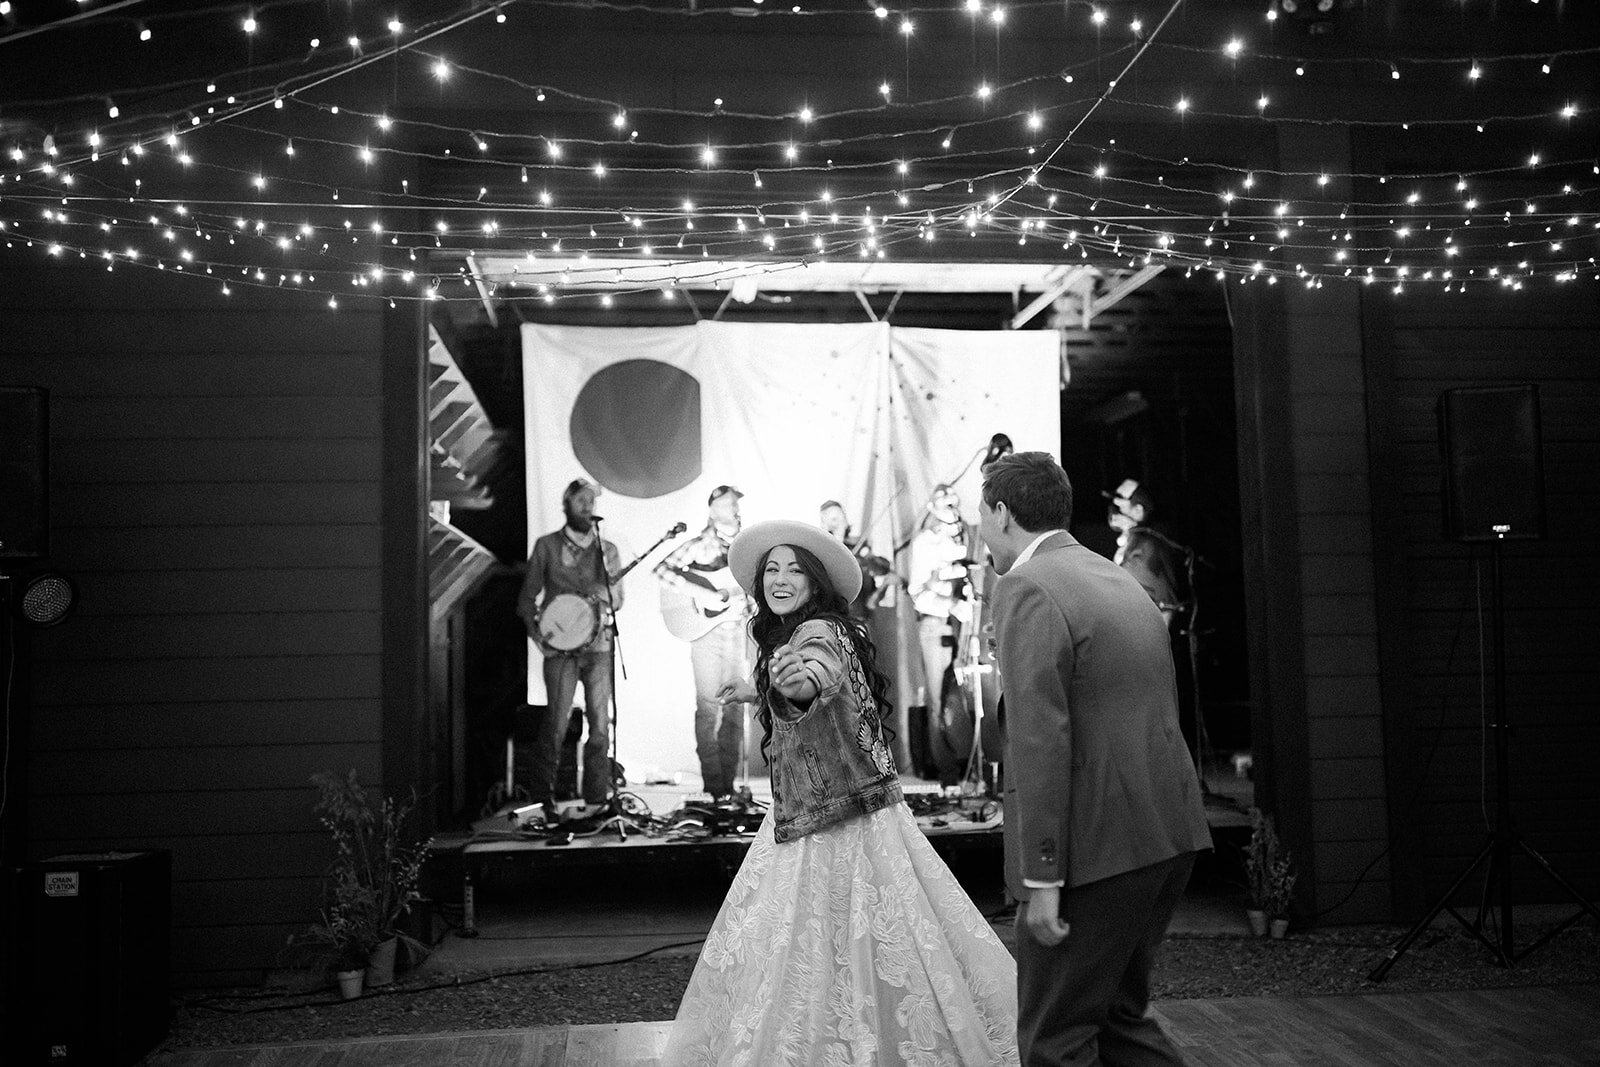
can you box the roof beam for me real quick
[854,289,880,322]
[463,255,500,328]
[1010,266,1094,330]
[1083,265,1165,327]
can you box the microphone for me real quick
[590,514,605,522]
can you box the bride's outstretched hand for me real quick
[770,644,815,701]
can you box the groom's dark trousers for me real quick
[1016,852,1196,1066]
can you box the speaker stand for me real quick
[1369,538,1600,981]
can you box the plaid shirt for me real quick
[654,522,751,614]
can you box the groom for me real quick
[979,452,1211,1066]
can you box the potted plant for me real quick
[297,769,431,991]
[1244,808,1296,937]
[289,876,379,999]
[1265,854,1297,939]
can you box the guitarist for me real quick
[516,478,625,814]
[654,485,754,801]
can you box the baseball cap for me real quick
[707,484,744,506]
[563,478,600,505]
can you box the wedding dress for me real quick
[662,802,1020,1066]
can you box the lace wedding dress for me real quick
[662,802,1020,1066]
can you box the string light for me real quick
[0,1,1591,305]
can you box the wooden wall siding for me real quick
[0,262,390,984]
[1363,288,1600,914]
[1275,278,1392,924]
[1232,124,1394,924]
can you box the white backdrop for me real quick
[523,321,1060,783]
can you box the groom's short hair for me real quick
[982,452,1073,532]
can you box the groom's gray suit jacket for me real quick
[992,531,1211,899]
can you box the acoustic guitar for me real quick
[659,566,748,642]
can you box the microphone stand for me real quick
[1180,544,1215,799]
[590,521,687,835]
[592,517,629,839]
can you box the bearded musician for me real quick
[516,478,625,813]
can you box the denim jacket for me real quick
[766,618,903,843]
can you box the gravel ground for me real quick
[156,920,1600,1053]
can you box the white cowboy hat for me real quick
[728,520,863,604]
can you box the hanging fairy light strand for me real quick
[2,0,1595,307]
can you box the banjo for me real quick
[536,522,687,656]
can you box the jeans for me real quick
[533,649,613,805]
[918,613,953,708]
[690,620,753,796]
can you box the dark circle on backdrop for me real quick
[570,360,702,498]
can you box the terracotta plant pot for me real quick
[335,968,364,1000]
[366,936,398,988]
[1246,909,1269,937]
[1269,917,1290,940]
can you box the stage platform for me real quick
[424,768,1252,936]
[425,776,1005,933]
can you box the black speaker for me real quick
[1438,385,1545,542]
[0,387,49,560]
[3,851,172,1065]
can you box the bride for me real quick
[661,519,1019,1066]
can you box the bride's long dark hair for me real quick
[748,543,893,765]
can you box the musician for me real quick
[1107,479,1186,626]
[655,485,754,801]
[819,500,893,623]
[907,483,973,722]
[516,478,624,812]
[1108,478,1203,759]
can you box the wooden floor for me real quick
[152,984,1600,1066]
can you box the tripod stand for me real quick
[1369,537,1600,981]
